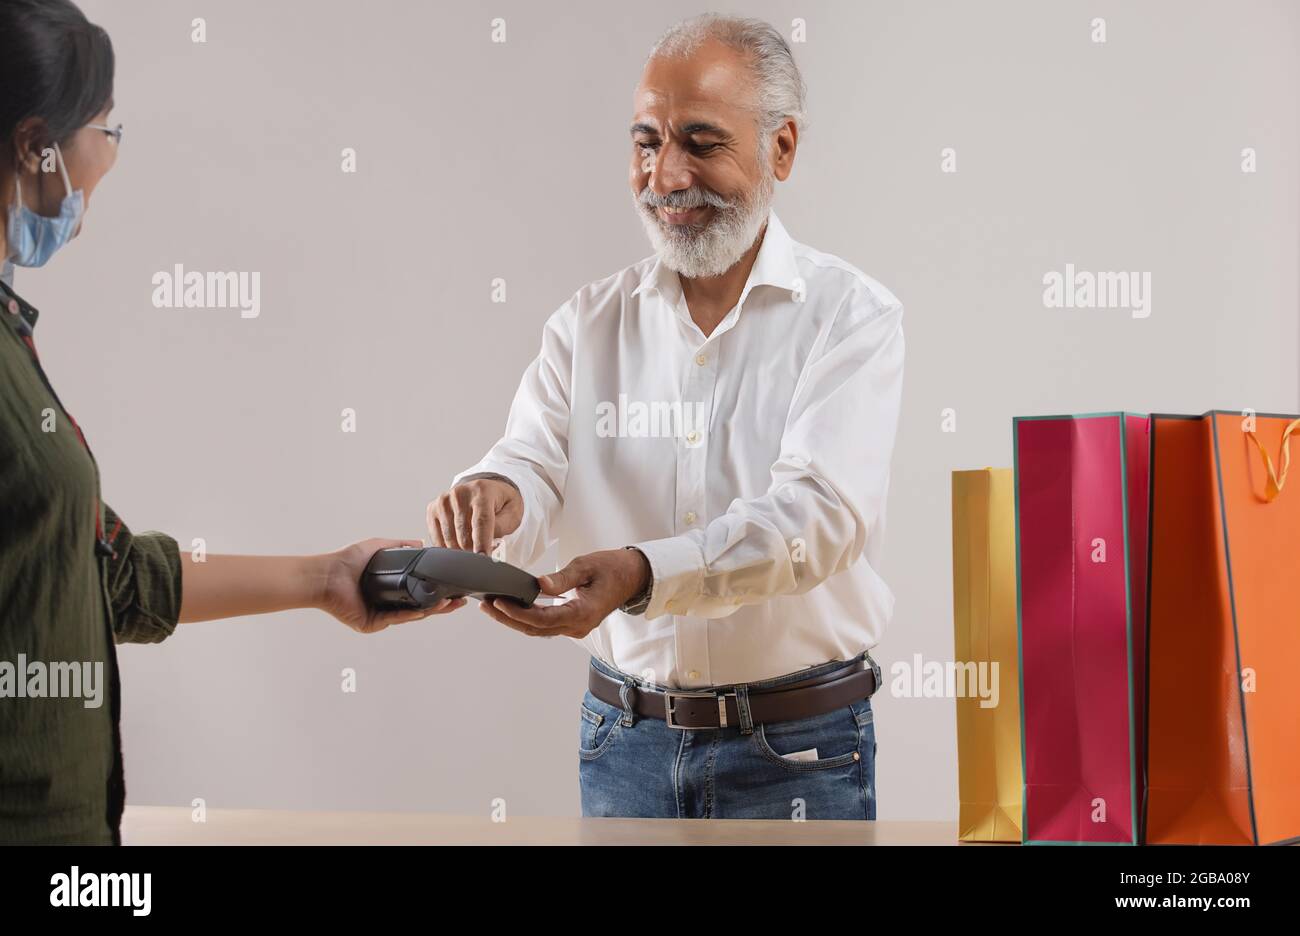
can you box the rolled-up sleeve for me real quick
[102,502,183,644]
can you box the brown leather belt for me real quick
[588,658,876,730]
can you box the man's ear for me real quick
[770,118,797,183]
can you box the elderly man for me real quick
[427,14,904,820]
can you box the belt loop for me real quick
[735,684,754,735]
[864,651,882,697]
[618,677,636,727]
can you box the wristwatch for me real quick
[620,546,653,616]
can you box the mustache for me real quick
[638,188,733,212]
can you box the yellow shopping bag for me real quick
[952,469,1022,842]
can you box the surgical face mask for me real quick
[5,143,84,268]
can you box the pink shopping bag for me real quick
[1014,412,1149,844]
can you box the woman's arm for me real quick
[104,503,455,642]
[179,537,465,633]
[178,553,328,622]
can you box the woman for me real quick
[0,0,463,844]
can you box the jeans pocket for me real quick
[578,690,622,761]
[850,697,877,816]
[751,704,862,771]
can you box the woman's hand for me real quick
[317,538,467,634]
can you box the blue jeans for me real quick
[579,654,879,820]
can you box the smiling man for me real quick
[428,14,905,820]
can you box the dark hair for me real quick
[0,0,114,153]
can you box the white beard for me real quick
[633,160,775,280]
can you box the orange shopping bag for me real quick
[1145,411,1300,845]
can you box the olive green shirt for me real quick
[1,278,183,844]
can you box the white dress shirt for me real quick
[453,208,905,688]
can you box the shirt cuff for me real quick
[454,471,520,495]
[631,534,705,620]
[450,464,538,564]
[108,531,184,645]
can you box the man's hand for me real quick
[317,538,467,634]
[426,478,523,555]
[477,547,651,639]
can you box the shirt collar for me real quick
[632,207,801,301]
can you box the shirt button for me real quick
[685,430,699,444]
[695,353,707,366]
[688,670,700,680]
[6,300,18,315]
[684,511,696,525]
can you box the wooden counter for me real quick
[122,806,961,845]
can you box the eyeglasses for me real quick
[87,122,123,145]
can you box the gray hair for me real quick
[645,14,808,139]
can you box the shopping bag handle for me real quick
[1246,418,1300,502]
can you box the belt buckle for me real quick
[664,689,726,730]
